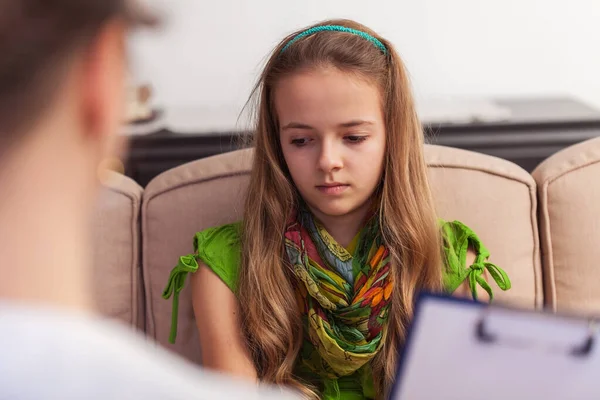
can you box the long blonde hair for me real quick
[238,19,443,399]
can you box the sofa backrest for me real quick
[142,145,542,363]
[533,136,600,316]
[143,149,253,363]
[425,145,542,308]
[93,172,144,330]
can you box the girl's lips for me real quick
[316,184,350,195]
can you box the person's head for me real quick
[0,0,154,198]
[240,19,443,398]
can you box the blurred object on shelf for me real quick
[126,83,161,125]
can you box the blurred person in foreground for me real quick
[0,1,298,399]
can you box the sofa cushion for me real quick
[93,172,144,330]
[143,149,253,363]
[426,145,541,309]
[533,136,600,316]
[143,146,542,363]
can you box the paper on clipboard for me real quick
[391,294,600,400]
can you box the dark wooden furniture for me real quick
[125,98,600,187]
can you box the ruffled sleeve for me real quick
[162,222,243,344]
[440,220,511,301]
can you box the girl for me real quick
[164,19,511,400]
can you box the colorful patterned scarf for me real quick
[284,209,392,379]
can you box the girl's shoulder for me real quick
[193,221,243,293]
[162,222,243,343]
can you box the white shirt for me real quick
[0,303,299,400]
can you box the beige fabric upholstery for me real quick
[533,137,600,316]
[426,145,542,309]
[143,149,253,363]
[92,172,144,330]
[143,146,541,363]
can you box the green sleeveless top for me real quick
[163,220,511,400]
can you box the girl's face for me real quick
[275,66,386,222]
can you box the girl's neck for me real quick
[309,200,373,248]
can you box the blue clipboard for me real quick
[390,292,599,400]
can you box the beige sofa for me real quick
[94,137,600,364]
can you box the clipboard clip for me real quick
[475,312,598,358]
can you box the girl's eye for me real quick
[291,138,311,147]
[345,135,368,144]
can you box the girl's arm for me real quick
[190,264,258,380]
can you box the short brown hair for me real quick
[0,0,155,149]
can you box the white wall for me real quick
[130,0,600,115]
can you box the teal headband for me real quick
[281,25,388,55]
